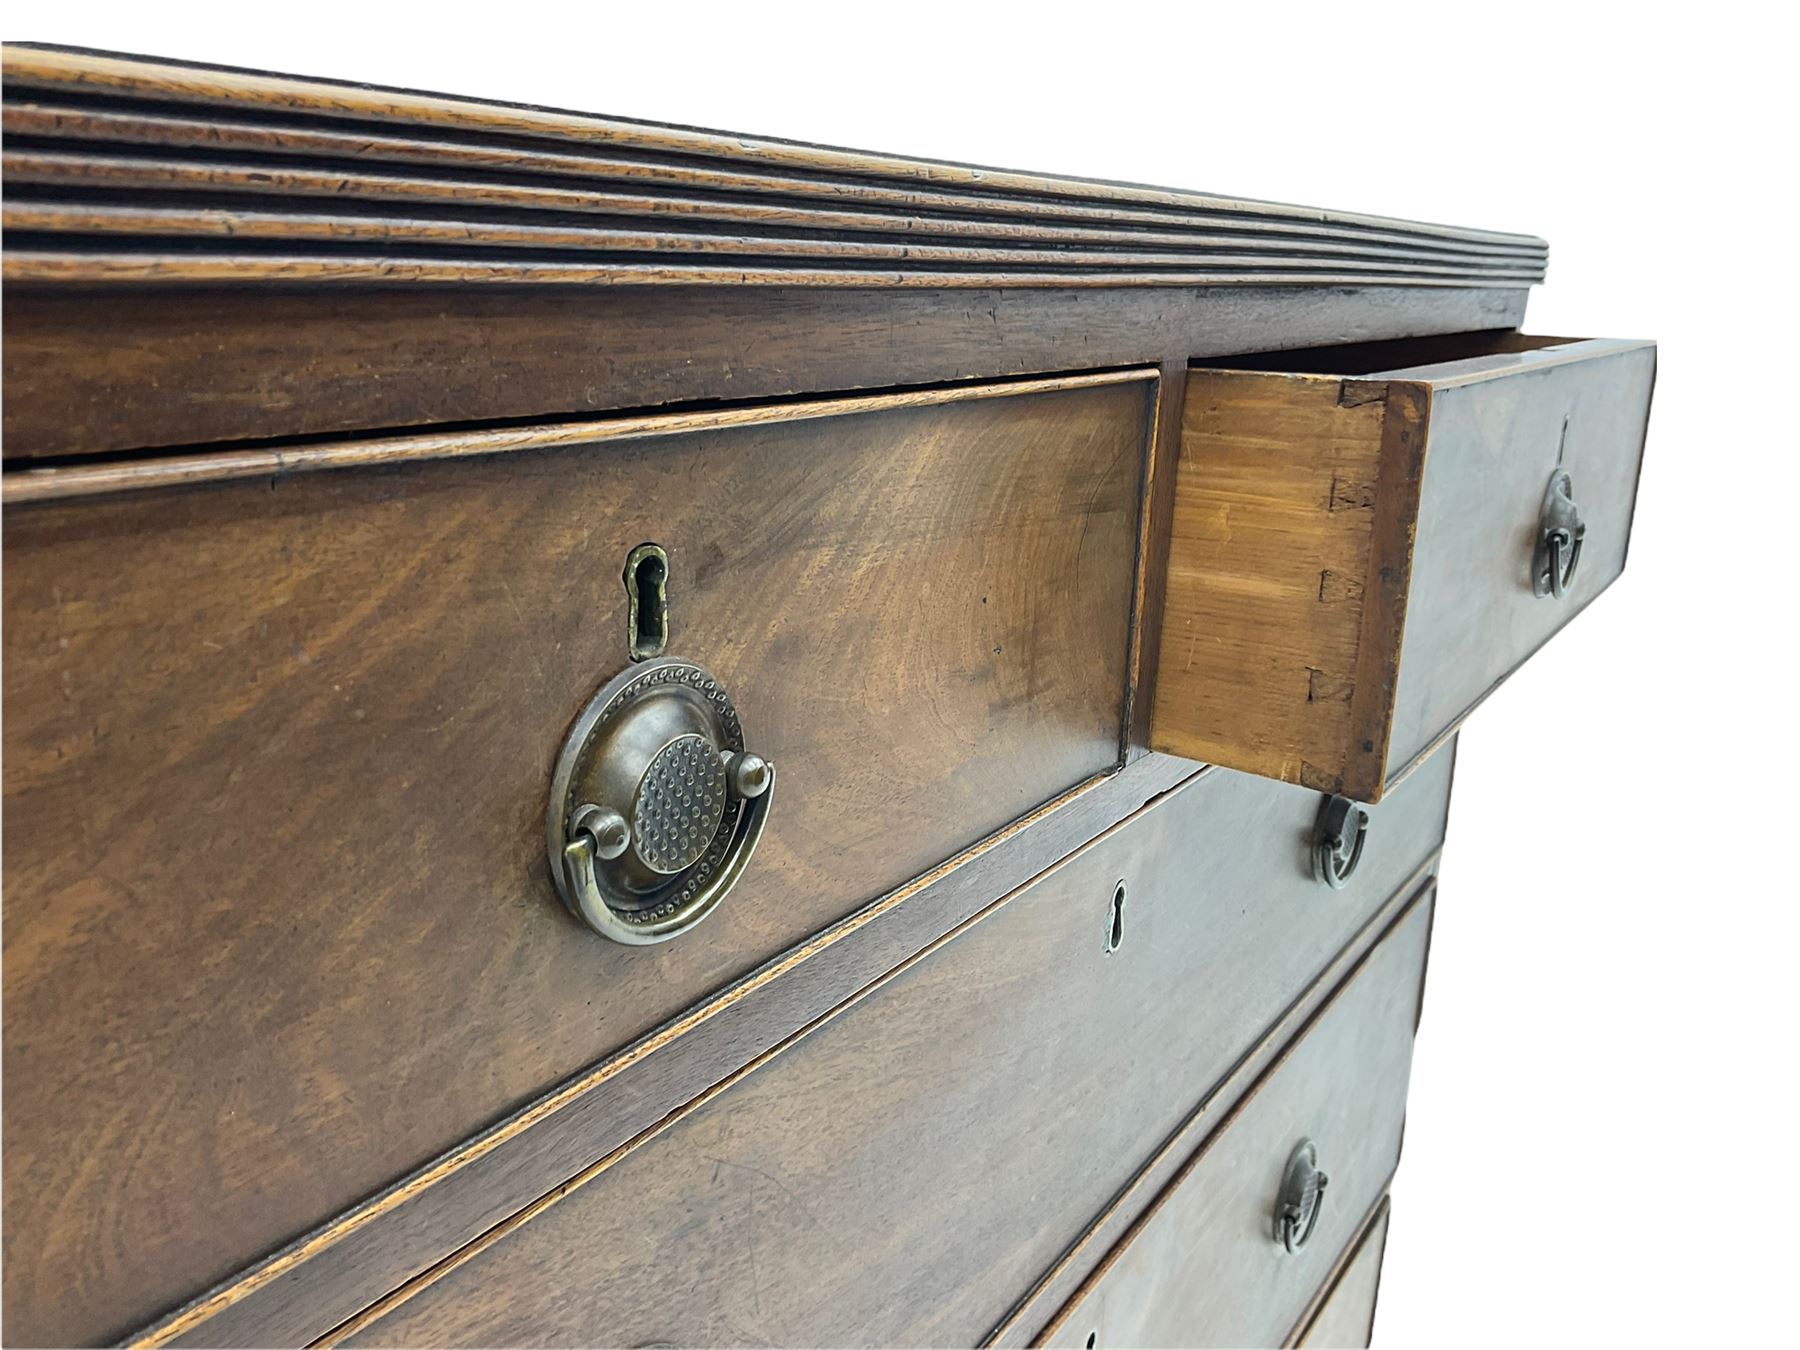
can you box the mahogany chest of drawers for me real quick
[0,45,1655,1348]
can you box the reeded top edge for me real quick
[2,44,1548,290]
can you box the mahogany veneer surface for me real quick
[0,41,1637,1350]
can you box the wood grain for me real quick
[1,48,1542,465]
[0,103,1546,260]
[133,757,1202,1350]
[0,41,1630,1350]
[0,197,1546,267]
[1037,895,1432,1349]
[984,739,1446,1348]
[0,199,1550,275]
[1149,366,1427,800]
[1124,361,1188,758]
[1150,334,1656,801]
[0,252,1549,289]
[0,283,1529,463]
[986,748,1449,1348]
[2,369,1147,504]
[2,375,1148,1348]
[329,753,1454,1348]
[1291,1199,1391,1348]
[1380,338,1657,779]
[0,45,1547,292]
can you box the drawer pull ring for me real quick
[1533,468,1586,599]
[1314,795,1369,890]
[547,657,774,944]
[1276,1139,1330,1254]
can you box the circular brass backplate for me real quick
[547,657,753,941]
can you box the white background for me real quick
[17,4,1795,1343]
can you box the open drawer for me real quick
[1150,333,1655,801]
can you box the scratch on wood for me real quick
[1327,476,1377,512]
[1337,380,1389,408]
[1306,668,1354,704]
[1297,760,1343,793]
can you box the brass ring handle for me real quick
[1546,527,1583,599]
[547,657,775,945]
[1315,795,1369,891]
[562,766,774,945]
[1277,1139,1329,1254]
[1533,468,1586,599]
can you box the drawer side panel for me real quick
[1151,371,1423,800]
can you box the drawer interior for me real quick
[1197,328,1576,376]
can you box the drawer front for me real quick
[1151,333,1654,800]
[0,374,1149,1347]
[1041,891,1431,1350]
[336,749,1456,1347]
[1294,1199,1391,1349]
[1383,339,1654,775]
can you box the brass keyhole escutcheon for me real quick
[547,657,774,945]
[1105,881,1127,954]
[625,543,670,660]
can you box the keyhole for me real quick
[1105,881,1127,954]
[625,543,670,661]
[1086,1333,1098,1349]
